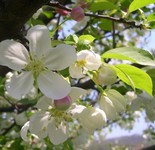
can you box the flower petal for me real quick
[43,44,77,70]
[36,96,53,110]
[20,121,30,141]
[27,25,51,58]
[69,87,86,102]
[29,111,49,139]
[85,52,102,70]
[79,107,106,133]
[47,121,68,145]
[37,71,71,99]
[69,63,84,79]
[0,40,29,71]
[6,71,34,100]
[69,104,86,117]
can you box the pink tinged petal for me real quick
[0,40,29,71]
[37,71,71,99]
[69,64,84,79]
[29,111,49,139]
[69,87,86,102]
[20,121,30,141]
[47,121,68,145]
[44,44,77,70]
[27,25,51,58]
[6,71,34,100]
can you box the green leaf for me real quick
[129,0,155,13]
[147,13,155,22]
[102,47,155,66]
[147,68,155,93]
[89,0,117,12]
[113,64,153,96]
[99,19,112,31]
[78,35,95,44]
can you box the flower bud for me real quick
[54,96,72,111]
[71,6,85,22]
[93,65,117,86]
[56,8,68,16]
[99,89,127,120]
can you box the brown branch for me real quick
[49,1,144,29]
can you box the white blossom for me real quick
[99,89,127,120]
[0,25,76,99]
[69,50,102,78]
[20,87,86,145]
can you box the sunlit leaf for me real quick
[129,0,155,13]
[113,64,153,96]
[102,47,155,66]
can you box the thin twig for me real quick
[49,1,144,29]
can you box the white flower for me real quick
[77,107,107,133]
[99,89,127,120]
[69,50,102,78]
[20,87,86,145]
[0,25,76,99]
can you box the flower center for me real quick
[49,108,72,127]
[76,60,86,67]
[25,58,46,77]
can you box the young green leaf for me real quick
[129,0,155,13]
[112,64,153,96]
[102,47,155,66]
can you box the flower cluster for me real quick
[20,87,107,145]
[0,24,127,145]
[0,25,76,100]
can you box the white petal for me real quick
[27,25,51,58]
[47,121,68,145]
[100,95,117,120]
[36,96,53,110]
[69,104,86,117]
[85,52,102,70]
[69,87,86,102]
[69,63,85,79]
[20,121,30,141]
[79,107,106,133]
[43,44,77,70]
[0,40,29,70]
[6,71,34,100]
[29,111,49,139]
[37,71,71,99]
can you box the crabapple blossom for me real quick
[54,96,72,111]
[0,25,76,100]
[93,65,117,86]
[99,89,127,120]
[71,6,85,22]
[20,87,86,145]
[69,50,102,78]
[20,87,107,144]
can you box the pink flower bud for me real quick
[71,6,85,22]
[56,8,68,16]
[54,96,72,111]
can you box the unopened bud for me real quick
[54,96,72,111]
[71,6,85,22]
[93,65,117,86]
